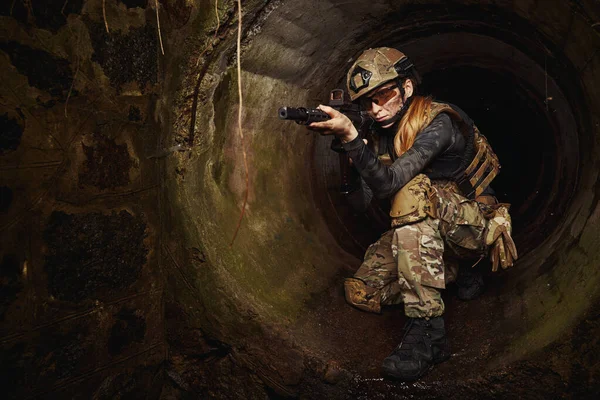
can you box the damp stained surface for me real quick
[0,42,74,102]
[0,254,23,322]
[88,22,158,93]
[80,131,133,190]
[0,186,13,213]
[0,113,23,154]
[108,308,147,355]
[44,211,147,302]
[0,0,84,33]
[121,0,148,9]
[1,0,600,399]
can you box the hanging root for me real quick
[61,0,69,16]
[64,60,80,118]
[215,0,220,34]
[155,0,165,55]
[230,0,248,247]
[102,0,109,33]
[194,0,220,68]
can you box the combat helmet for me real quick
[346,47,420,102]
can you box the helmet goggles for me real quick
[359,84,399,110]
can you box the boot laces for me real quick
[458,268,481,286]
[392,319,431,360]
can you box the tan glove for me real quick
[485,205,518,271]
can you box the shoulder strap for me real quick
[427,102,501,199]
[427,102,472,138]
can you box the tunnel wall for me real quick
[0,1,167,398]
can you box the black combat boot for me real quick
[456,267,485,301]
[381,316,450,381]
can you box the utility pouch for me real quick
[390,174,436,228]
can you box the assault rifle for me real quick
[278,89,372,194]
[278,89,371,127]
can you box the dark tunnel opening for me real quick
[421,66,559,244]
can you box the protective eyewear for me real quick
[359,85,399,109]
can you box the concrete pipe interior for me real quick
[168,0,600,397]
[0,0,599,398]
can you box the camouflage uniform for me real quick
[337,47,516,381]
[344,177,487,318]
[340,100,514,319]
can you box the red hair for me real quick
[393,96,433,156]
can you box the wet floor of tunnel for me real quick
[1,0,600,399]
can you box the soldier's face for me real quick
[361,80,413,128]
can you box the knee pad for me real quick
[344,278,381,314]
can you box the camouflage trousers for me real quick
[344,184,488,318]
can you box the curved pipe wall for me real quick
[165,0,600,397]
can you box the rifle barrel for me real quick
[278,107,330,125]
[278,106,372,127]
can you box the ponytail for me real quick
[393,96,433,157]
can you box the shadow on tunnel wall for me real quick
[1,0,600,399]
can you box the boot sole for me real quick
[381,364,427,382]
[434,352,451,364]
[381,353,451,381]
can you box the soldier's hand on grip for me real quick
[308,105,359,142]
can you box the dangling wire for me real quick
[230,0,249,247]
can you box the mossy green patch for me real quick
[502,225,600,365]
[173,67,344,323]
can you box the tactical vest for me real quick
[389,102,501,226]
[424,102,500,198]
[374,102,500,199]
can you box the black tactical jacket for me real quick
[341,104,491,212]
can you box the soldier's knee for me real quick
[344,278,381,314]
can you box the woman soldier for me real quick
[308,47,517,381]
